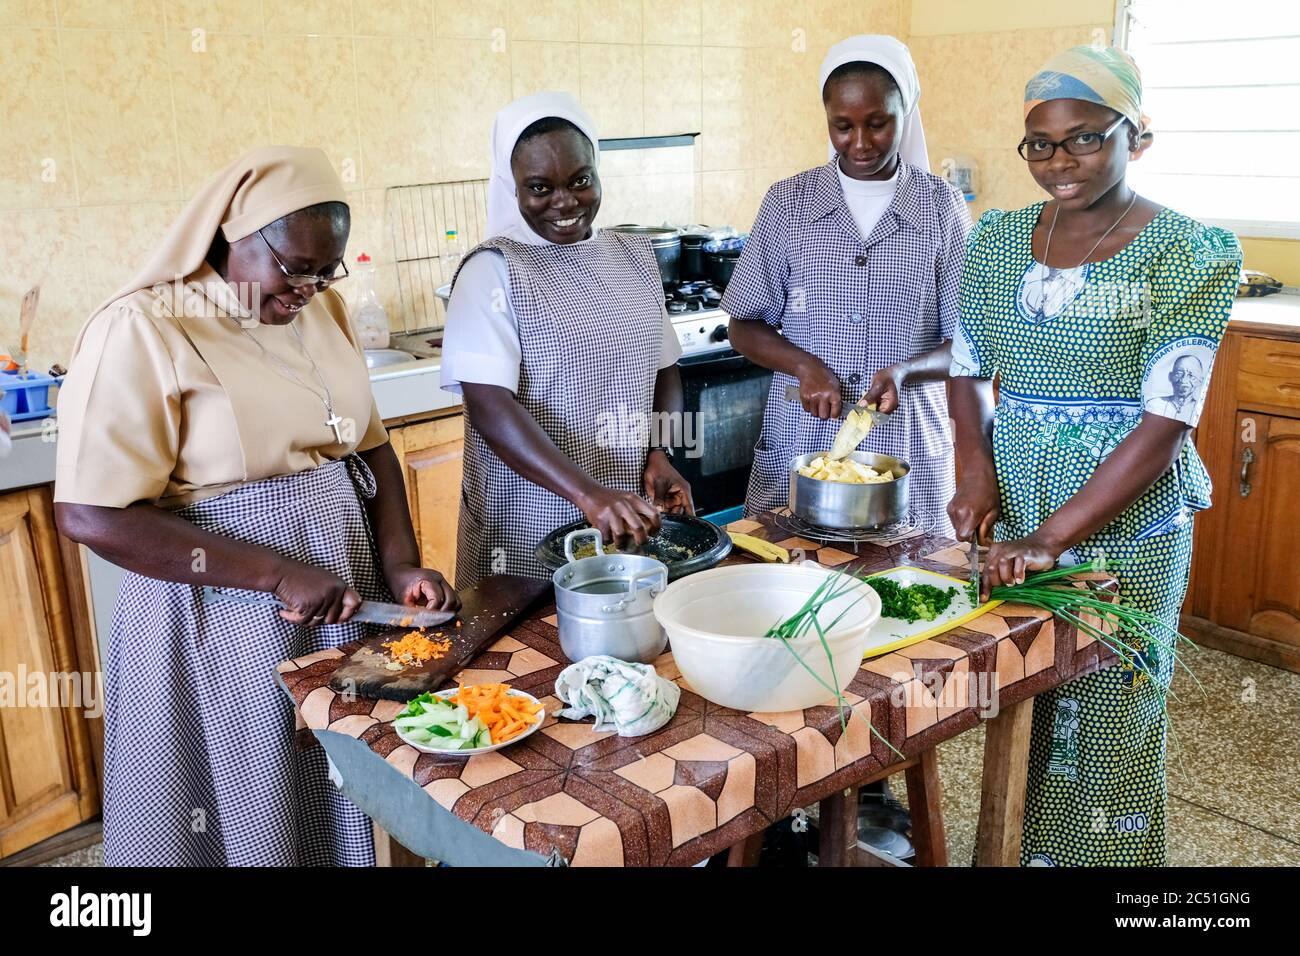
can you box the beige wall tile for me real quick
[0,0,55,27]
[435,0,507,38]
[0,28,77,208]
[263,0,352,35]
[352,0,434,36]
[355,36,440,187]
[642,0,699,46]
[803,0,904,56]
[643,44,701,136]
[76,201,182,306]
[699,168,753,227]
[265,36,361,188]
[579,43,643,137]
[56,0,162,30]
[168,31,272,195]
[0,207,86,372]
[434,37,511,179]
[510,40,581,100]
[578,0,638,44]
[163,0,263,33]
[61,29,182,205]
[507,0,575,43]
[702,0,805,50]
[699,45,749,170]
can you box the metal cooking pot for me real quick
[606,225,680,285]
[552,529,669,664]
[789,451,910,529]
[705,249,741,288]
[679,232,712,281]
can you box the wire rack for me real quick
[385,178,489,334]
[768,506,943,551]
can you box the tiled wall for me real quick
[908,13,1112,218]
[1,0,907,372]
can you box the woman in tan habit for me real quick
[55,146,457,866]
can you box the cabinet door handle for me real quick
[1239,447,1255,498]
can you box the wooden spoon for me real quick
[17,286,39,375]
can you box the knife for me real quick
[200,586,457,628]
[783,382,890,427]
[968,536,981,601]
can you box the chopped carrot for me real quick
[450,682,542,744]
[381,633,452,666]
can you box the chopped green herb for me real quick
[866,576,958,623]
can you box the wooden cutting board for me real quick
[327,573,552,701]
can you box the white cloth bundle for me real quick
[554,655,680,737]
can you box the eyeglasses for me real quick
[1018,115,1129,162]
[257,228,349,290]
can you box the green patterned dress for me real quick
[951,202,1241,866]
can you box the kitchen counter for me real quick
[1226,290,1300,339]
[277,514,1120,867]
[0,357,457,494]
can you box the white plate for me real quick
[393,687,546,757]
[861,566,999,658]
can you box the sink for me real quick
[364,348,418,369]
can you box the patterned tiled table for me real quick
[276,513,1118,867]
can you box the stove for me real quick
[666,280,731,358]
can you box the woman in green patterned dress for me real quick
[947,46,1241,866]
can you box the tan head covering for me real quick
[85,145,347,332]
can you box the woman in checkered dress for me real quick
[441,93,693,588]
[54,147,458,866]
[725,36,984,536]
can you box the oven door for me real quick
[671,348,773,519]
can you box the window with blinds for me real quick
[1118,0,1300,237]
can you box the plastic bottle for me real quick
[443,229,467,282]
[352,252,390,349]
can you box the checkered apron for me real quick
[452,231,664,588]
[102,456,388,866]
[722,161,968,536]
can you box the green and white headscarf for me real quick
[1024,44,1151,149]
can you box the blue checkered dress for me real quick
[451,232,665,588]
[721,161,970,534]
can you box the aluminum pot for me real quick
[551,529,669,664]
[789,451,910,529]
[606,225,680,284]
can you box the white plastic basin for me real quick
[653,563,881,713]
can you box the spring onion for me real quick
[764,568,904,759]
[865,576,958,623]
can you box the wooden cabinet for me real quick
[1186,323,1300,671]
[0,487,101,858]
[388,413,465,585]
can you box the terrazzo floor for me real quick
[36,646,1299,867]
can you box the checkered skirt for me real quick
[102,456,389,866]
[453,231,664,588]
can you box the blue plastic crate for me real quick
[0,369,60,422]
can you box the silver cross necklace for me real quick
[235,319,345,443]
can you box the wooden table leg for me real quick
[975,695,1035,867]
[817,786,860,867]
[725,831,764,867]
[904,747,948,866]
[372,822,426,867]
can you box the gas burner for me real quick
[665,279,725,313]
[768,507,942,549]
